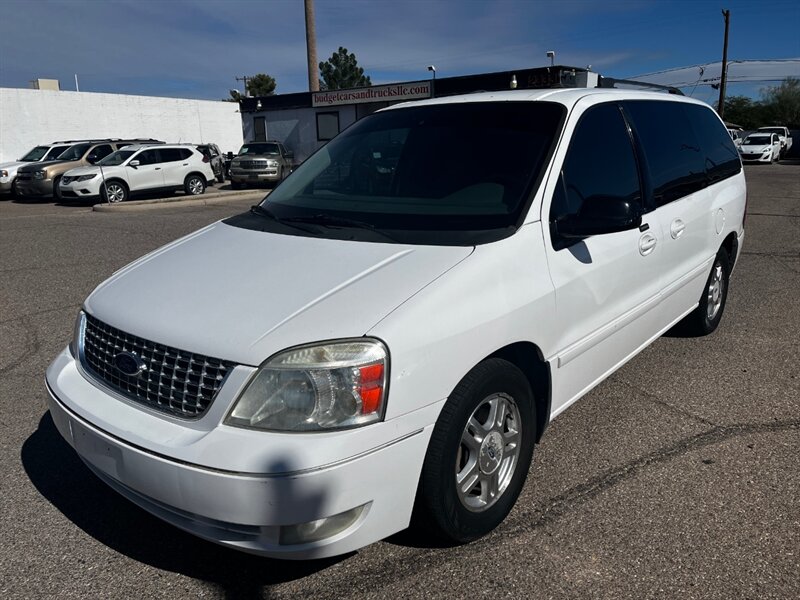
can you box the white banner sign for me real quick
[312,81,432,107]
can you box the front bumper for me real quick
[0,178,13,193]
[230,169,281,183]
[59,180,101,201]
[14,177,54,197]
[740,152,773,163]
[45,348,438,559]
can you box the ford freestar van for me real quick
[46,87,745,559]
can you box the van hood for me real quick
[85,221,474,366]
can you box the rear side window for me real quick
[623,101,706,207]
[180,148,193,160]
[683,104,741,182]
[550,102,641,224]
[160,148,185,162]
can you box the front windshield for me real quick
[228,102,566,245]
[744,136,770,145]
[55,143,92,161]
[98,150,136,166]
[239,143,279,155]
[44,145,71,160]
[20,146,50,161]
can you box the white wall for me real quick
[0,88,244,162]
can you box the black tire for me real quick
[10,179,18,198]
[678,247,730,336]
[416,358,536,543]
[53,175,63,199]
[100,180,128,203]
[184,174,206,196]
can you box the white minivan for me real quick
[46,87,745,559]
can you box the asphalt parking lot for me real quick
[1,164,798,599]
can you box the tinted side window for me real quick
[683,104,741,182]
[550,102,641,224]
[623,101,706,206]
[91,145,113,161]
[159,148,183,162]
[136,149,160,165]
[180,148,193,160]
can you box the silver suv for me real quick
[229,141,294,189]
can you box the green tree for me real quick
[761,77,800,127]
[319,47,372,90]
[225,73,277,101]
[723,95,764,129]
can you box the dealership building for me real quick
[238,66,601,164]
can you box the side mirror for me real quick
[86,154,98,164]
[284,150,294,159]
[555,197,642,238]
[128,160,140,167]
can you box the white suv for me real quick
[46,87,745,559]
[59,144,215,202]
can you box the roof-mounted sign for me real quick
[312,81,432,107]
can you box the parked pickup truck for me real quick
[757,126,793,157]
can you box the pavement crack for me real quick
[519,419,800,531]
[615,376,718,427]
[0,316,41,376]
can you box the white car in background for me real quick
[59,144,215,203]
[727,128,743,148]
[738,133,781,163]
[0,142,73,195]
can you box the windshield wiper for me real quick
[282,213,398,242]
[249,205,319,234]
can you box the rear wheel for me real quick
[185,174,206,196]
[101,180,128,203]
[416,358,536,543]
[53,176,63,199]
[678,248,730,336]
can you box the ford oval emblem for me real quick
[113,352,146,377]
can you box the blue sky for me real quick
[1,0,798,104]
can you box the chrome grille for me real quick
[80,313,234,418]
[238,160,268,170]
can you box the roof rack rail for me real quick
[51,138,165,144]
[598,76,684,95]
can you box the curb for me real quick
[93,189,267,212]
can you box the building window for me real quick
[317,111,340,141]
[254,117,267,142]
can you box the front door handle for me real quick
[155,167,161,170]
[670,218,686,239]
[639,232,657,256]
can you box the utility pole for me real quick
[718,9,730,119]
[304,0,319,92]
[235,75,250,97]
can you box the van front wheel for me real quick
[417,358,536,543]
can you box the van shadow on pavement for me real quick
[21,412,347,596]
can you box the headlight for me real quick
[0,170,8,178]
[69,311,85,358]
[34,170,46,179]
[226,339,388,432]
[266,159,279,167]
[78,174,97,181]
